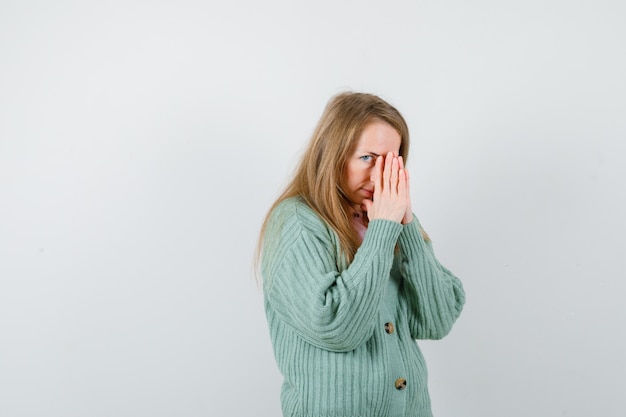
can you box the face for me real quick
[342,120,402,208]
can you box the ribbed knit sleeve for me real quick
[397,218,465,340]
[262,199,403,352]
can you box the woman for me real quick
[257,92,465,417]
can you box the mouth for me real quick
[361,189,373,198]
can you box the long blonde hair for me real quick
[256,92,425,273]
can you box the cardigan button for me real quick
[384,322,395,334]
[395,378,407,390]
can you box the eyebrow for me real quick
[355,150,380,157]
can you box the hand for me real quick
[362,152,408,223]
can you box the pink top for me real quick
[351,211,368,242]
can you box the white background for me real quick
[1,1,625,416]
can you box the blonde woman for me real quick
[258,92,465,417]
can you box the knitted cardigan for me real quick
[262,197,465,417]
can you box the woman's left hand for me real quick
[398,156,413,224]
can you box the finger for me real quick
[404,168,412,211]
[373,154,383,198]
[362,199,372,212]
[383,152,393,191]
[398,156,410,196]
[404,167,410,193]
[390,156,399,193]
[398,166,406,201]
[403,167,413,223]
[362,199,373,220]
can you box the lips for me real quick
[361,189,373,198]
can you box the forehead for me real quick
[354,121,401,154]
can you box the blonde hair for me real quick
[256,92,427,274]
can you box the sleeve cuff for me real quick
[361,219,403,254]
[398,218,428,258]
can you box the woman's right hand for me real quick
[362,152,408,223]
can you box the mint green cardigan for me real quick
[262,197,465,417]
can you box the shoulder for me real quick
[269,197,328,236]
[262,197,336,277]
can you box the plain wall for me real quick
[1,1,625,416]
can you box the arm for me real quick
[263,202,403,352]
[397,218,465,340]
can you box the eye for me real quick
[359,155,374,163]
